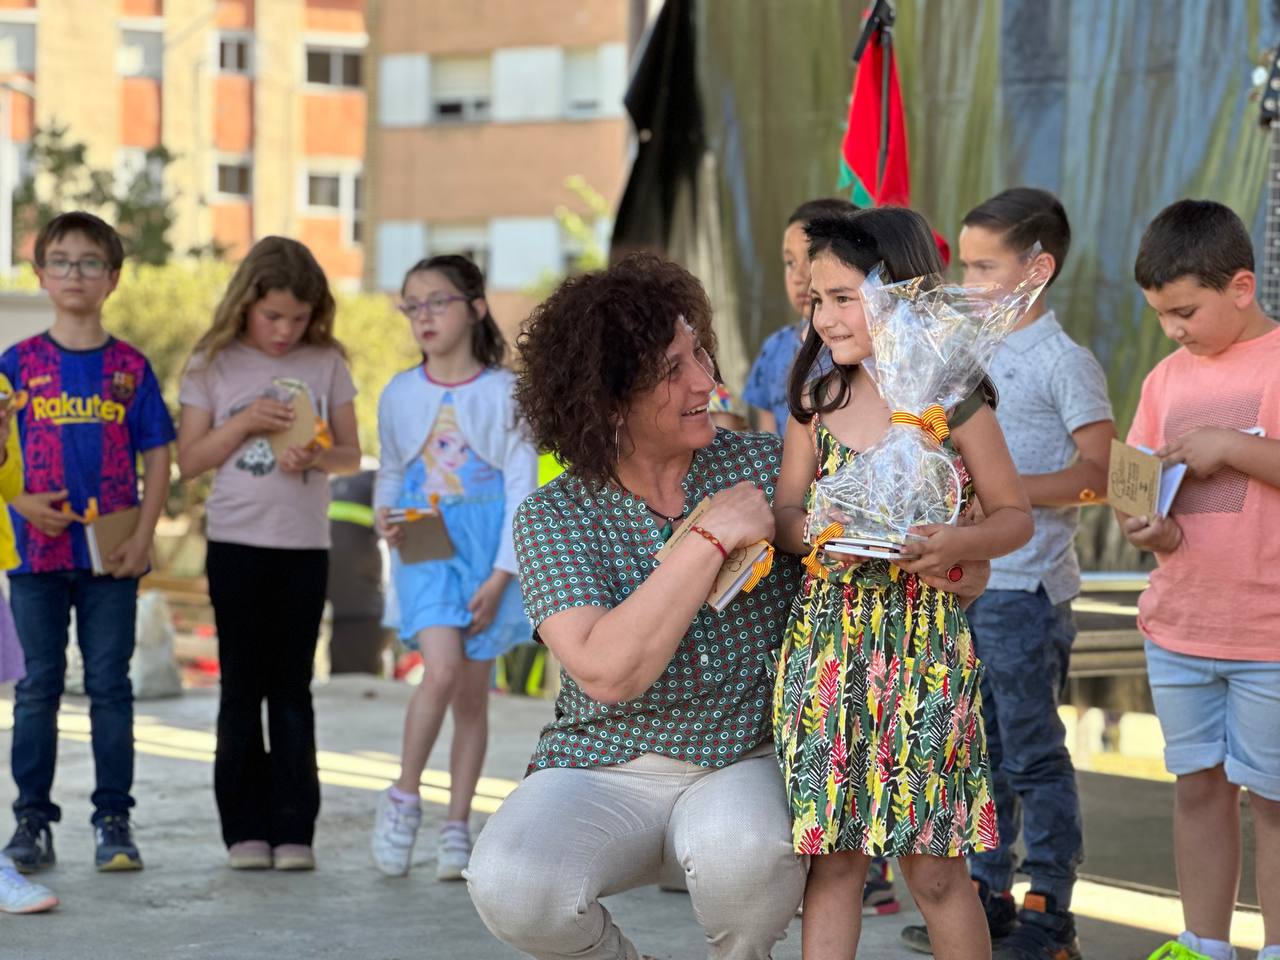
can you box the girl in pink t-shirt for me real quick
[176,237,362,873]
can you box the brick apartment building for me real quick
[0,0,368,287]
[0,0,636,309]
[366,0,631,328]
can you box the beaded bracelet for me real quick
[689,524,729,561]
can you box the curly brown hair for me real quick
[515,253,717,489]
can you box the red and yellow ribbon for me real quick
[59,496,99,524]
[393,493,441,522]
[310,418,334,451]
[889,403,950,444]
[0,389,28,412]
[803,521,845,577]
[740,543,775,594]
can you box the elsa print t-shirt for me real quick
[399,393,501,508]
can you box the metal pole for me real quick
[877,12,895,200]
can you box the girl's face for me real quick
[245,288,313,357]
[401,270,479,360]
[809,253,872,366]
[622,320,717,459]
[782,222,812,318]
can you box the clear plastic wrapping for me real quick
[806,258,1047,557]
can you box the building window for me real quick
[116,148,166,201]
[307,173,341,209]
[216,161,252,198]
[305,169,363,247]
[431,57,491,123]
[377,221,427,291]
[0,22,35,74]
[306,47,362,88]
[378,54,429,127]
[563,48,602,118]
[350,175,364,246]
[429,222,489,271]
[218,33,252,74]
[118,29,163,78]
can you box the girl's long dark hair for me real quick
[786,207,996,423]
[402,254,505,367]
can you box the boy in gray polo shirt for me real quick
[901,188,1114,960]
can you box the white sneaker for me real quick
[0,865,58,914]
[436,823,470,881]
[371,787,422,877]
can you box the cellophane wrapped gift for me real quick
[806,261,1046,556]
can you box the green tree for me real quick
[527,174,612,299]
[13,123,180,266]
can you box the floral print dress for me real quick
[773,415,998,859]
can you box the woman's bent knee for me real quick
[467,818,592,951]
[688,834,805,940]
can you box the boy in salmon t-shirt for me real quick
[1123,199,1280,960]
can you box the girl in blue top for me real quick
[370,255,536,881]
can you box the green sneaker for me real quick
[1147,933,1236,960]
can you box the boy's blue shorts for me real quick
[1145,639,1280,799]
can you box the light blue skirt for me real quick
[390,495,530,661]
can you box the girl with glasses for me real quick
[370,255,535,881]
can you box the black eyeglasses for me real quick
[42,257,110,279]
[398,294,468,318]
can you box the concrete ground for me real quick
[0,676,1265,960]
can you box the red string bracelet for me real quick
[689,524,728,561]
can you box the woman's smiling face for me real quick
[620,319,718,457]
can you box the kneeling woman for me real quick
[465,253,986,959]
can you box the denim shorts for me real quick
[1144,639,1280,799]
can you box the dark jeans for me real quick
[8,571,139,825]
[967,587,1084,909]
[206,541,327,848]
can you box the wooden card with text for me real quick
[269,389,320,459]
[1107,440,1181,518]
[654,499,772,613]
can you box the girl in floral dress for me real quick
[771,208,1034,959]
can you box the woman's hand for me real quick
[375,507,404,547]
[698,481,776,551]
[236,397,294,438]
[467,571,512,637]
[277,443,321,474]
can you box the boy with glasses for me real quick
[0,212,174,875]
